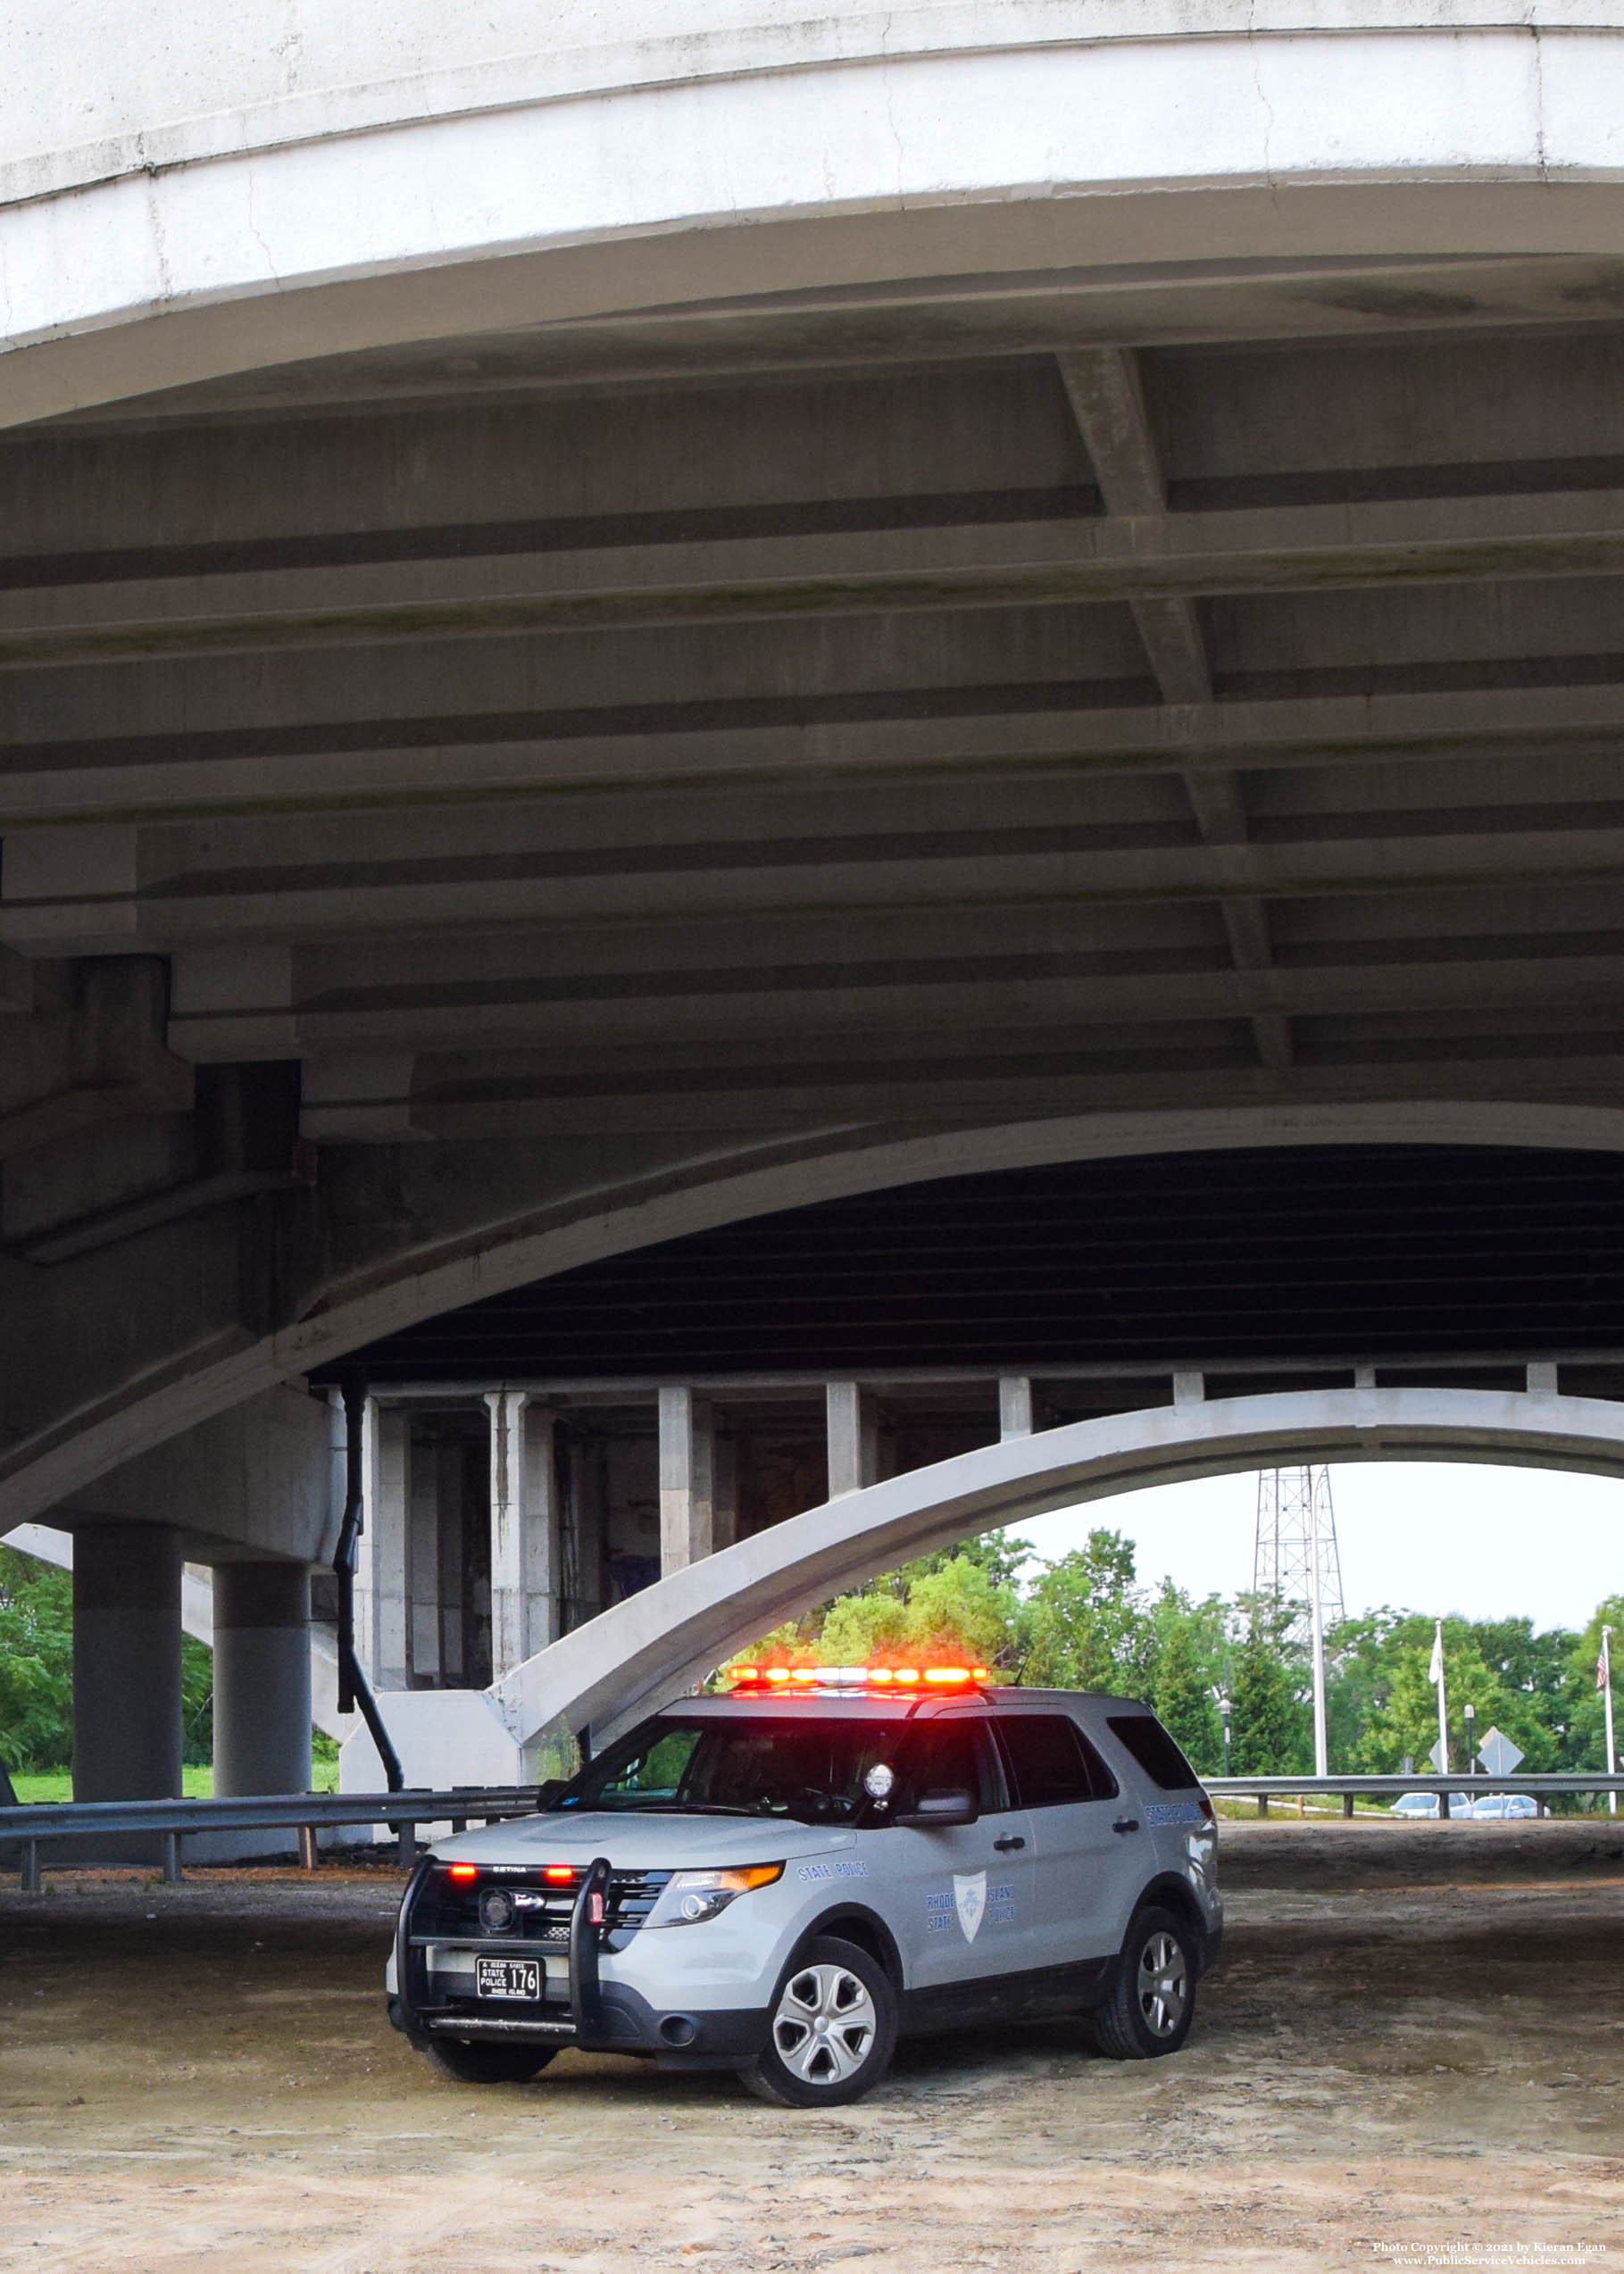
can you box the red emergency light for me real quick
[724,1663,989,1691]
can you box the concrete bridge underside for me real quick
[335,1379,1624,1783]
[6,2,1624,1799]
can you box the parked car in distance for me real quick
[1390,1792,1473,1819]
[1470,1793,1538,1820]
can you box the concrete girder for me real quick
[13,490,1624,671]
[9,680,1624,835]
[487,1385,1624,1756]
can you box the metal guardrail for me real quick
[1203,1772,1624,1818]
[0,1786,545,1892]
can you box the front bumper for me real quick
[392,1854,772,2070]
[389,1978,769,2069]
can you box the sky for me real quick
[1008,1463,1624,1635]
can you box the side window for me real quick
[897,1719,1001,1812]
[1105,1713,1200,1791]
[586,1726,701,1804]
[998,1714,1118,1806]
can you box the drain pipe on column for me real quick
[336,1373,404,1792]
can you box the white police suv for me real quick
[387,1668,1222,2105]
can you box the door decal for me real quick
[953,1870,987,1943]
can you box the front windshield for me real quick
[554,1716,902,1826]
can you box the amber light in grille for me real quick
[543,1865,576,1884]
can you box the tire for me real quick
[739,1936,898,2108]
[421,2037,558,2085]
[1087,1906,1198,2062]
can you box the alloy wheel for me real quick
[770,1962,879,2086]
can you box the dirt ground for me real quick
[2,1818,1621,2273]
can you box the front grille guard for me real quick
[397,1854,614,2041]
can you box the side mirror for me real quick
[895,1785,979,1829]
[535,1778,567,1810]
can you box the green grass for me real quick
[12,1754,340,1803]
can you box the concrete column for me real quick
[658,1387,713,1573]
[998,1377,1034,1440]
[436,1436,465,1681]
[362,1401,410,1689]
[408,1425,440,1681]
[562,1428,604,1632]
[487,1393,563,1678]
[212,1562,312,1796]
[826,1381,878,1497]
[712,1426,738,1553]
[71,1522,183,1804]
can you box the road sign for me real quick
[1428,1738,1447,1772]
[1478,1727,1524,1777]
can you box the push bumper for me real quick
[392,1854,770,2070]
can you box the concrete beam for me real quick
[13,487,1624,663]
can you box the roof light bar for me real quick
[723,1663,988,1691]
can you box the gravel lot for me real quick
[2,1819,1621,2272]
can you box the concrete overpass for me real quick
[5,0,1624,1802]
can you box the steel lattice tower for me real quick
[1253,1465,1345,1645]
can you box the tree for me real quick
[1228,1595,1311,1775]
[1565,1595,1624,1784]
[1349,1614,1553,1776]
[1150,1585,1224,1773]
[1019,1529,1156,1696]
[0,1547,74,1771]
[0,1545,214,1777]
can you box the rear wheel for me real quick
[740,1936,897,2108]
[422,2037,557,2085]
[1087,1906,1197,2061]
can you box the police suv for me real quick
[387,1667,1222,2106]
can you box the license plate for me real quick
[475,1955,541,2001]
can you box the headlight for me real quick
[645,1864,784,1928]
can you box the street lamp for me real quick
[1464,1701,1477,1777]
[1215,1690,1232,1777]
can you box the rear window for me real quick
[1106,1714,1200,1791]
[997,1714,1118,1807]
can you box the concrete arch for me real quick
[474,1384,1624,1756]
[6,3,1624,425]
[10,1098,1624,1538]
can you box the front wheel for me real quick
[1087,1906,1197,2061]
[422,2037,557,2085]
[740,1936,898,2107]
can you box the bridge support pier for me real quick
[487,1393,562,1678]
[72,1523,183,1859]
[212,1562,312,1797]
[658,1387,714,1572]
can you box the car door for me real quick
[994,1710,1146,1972]
[881,1711,1038,2005]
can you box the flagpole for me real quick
[1603,1626,1617,1820]
[1431,1620,1449,1803]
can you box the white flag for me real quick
[1428,1623,1445,1687]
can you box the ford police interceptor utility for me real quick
[386,1667,1222,2106]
